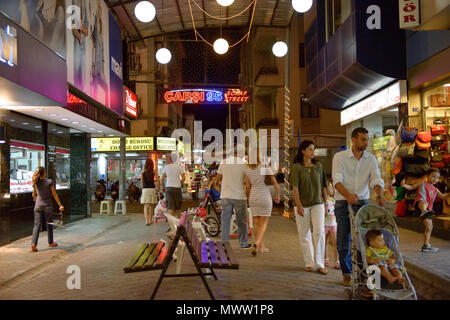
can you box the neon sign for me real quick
[163,88,250,104]
[0,25,17,67]
[124,87,137,118]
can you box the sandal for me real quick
[48,242,58,248]
[30,245,38,253]
[334,261,341,270]
[324,258,330,266]
[304,267,313,272]
[318,268,328,275]
[251,244,257,257]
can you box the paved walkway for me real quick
[0,203,449,299]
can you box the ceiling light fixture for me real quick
[135,1,156,23]
[216,0,235,7]
[292,0,313,13]
[213,38,229,54]
[49,113,58,117]
[272,41,288,57]
[156,47,172,64]
[34,108,43,112]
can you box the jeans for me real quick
[335,200,368,276]
[221,198,248,247]
[294,204,326,269]
[32,206,54,246]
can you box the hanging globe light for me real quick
[216,0,235,7]
[156,47,172,64]
[272,41,288,57]
[213,38,229,55]
[292,0,313,13]
[135,1,156,23]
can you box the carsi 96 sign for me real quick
[163,88,251,104]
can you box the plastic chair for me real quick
[100,201,112,215]
[114,200,127,215]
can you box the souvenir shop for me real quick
[393,77,450,217]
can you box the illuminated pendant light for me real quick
[272,41,288,57]
[156,47,172,64]
[292,0,313,13]
[216,0,235,7]
[135,1,156,23]
[213,38,229,55]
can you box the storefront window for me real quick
[326,0,352,42]
[10,140,45,194]
[48,123,70,190]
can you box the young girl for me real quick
[324,181,340,270]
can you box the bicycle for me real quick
[187,207,220,237]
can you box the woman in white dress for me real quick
[245,151,280,256]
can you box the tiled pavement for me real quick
[0,200,449,300]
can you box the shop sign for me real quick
[341,81,403,126]
[314,148,328,157]
[0,25,17,67]
[373,136,390,151]
[91,137,154,152]
[124,87,137,119]
[399,0,420,29]
[163,88,251,104]
[156,137,177,151]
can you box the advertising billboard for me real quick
[66,0,123,115]
[0,0,66,58]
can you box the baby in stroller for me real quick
[366,229,405,285]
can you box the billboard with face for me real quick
[66,0,123,115]
[0,0,66,58]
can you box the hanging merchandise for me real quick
[416,131,432,143]
[398,142,415,158]
[414,149,429,159]
[395,200,407,217]
[403,157,430,177]
[392,157,403,175]
[415,137,431,150]
[400,127,418,142]
[431,125,445,135]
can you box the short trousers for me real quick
[325,225,337,234]
[415,201,434,221]
[165,187,182,211]
[371,262,400,270]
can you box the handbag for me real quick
[398,142,415,158]
[417,131,432,143]
[415,138,431,150]
[400,127,418,142]
[431,161,445,168]
[392,157,402,175]
[47,211,64,227]
[431,125,445,135]
[414,149,429,159]
[431,149,444,162]
[444,154,450,164]
[403,158,430,176]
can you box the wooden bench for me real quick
[123,212,239,300]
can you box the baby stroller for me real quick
[346,204,417,300]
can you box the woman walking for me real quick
[30,167,64,253]
[245,150,280,256]
[290,140,328,274]
[141,159,158,226]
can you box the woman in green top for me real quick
[290,140,328,275]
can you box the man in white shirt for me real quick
[332,127,386,286]
[217,145,250,249]
[160,152,185,217]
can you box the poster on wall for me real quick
[66,0,123,115]
[0,0,66,58]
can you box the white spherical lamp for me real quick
[272,41,288,57]
[213,38,229,55]
[156,48,172,64]
[135,1,156,23]
[216,0,235,7]
[292,0,313,13]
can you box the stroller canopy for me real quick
[356,205,399,236]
